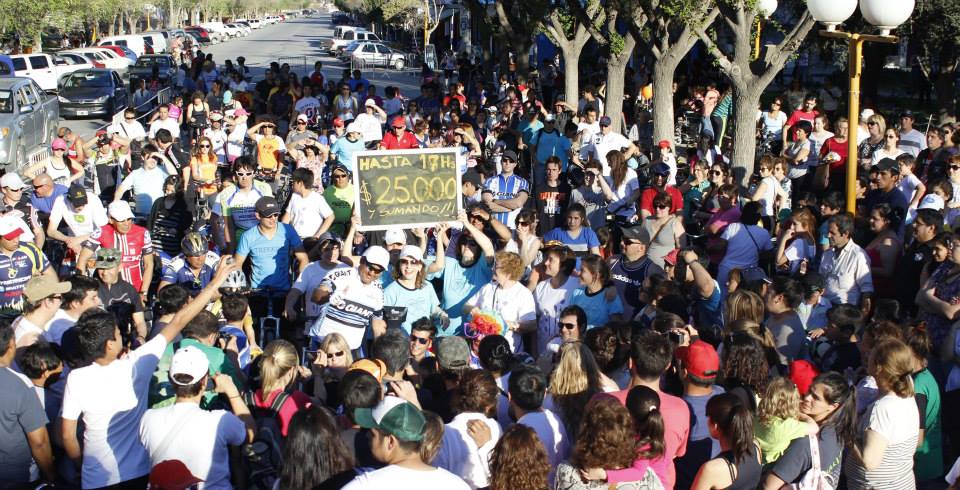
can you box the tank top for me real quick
[758,175,779,217]
[718,446,762,490]
[190,155,218,196]
[45,158,72,186]
[191,102,207,126]
[642,216,677,268]
[335,95,356,119]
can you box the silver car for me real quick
[349,42,407,70]
[0,78,59,171]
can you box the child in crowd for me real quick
[754,377,818,464]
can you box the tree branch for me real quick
[565,0,607,45]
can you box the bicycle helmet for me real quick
[181,232,207,257]
[221,269,248,291]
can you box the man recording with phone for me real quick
[663,249,724,344]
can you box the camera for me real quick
[667,330,686,345]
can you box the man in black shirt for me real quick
[608,225,665,320]
[896,208,942,314]
[532,157,570,234]
[254,69,275,114]
[95,248,147,345]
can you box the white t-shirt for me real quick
[533,276,578,356]
[118,121,147,141]
[311,271,384,349]
[433,413,502,489]
[342,464,469,490]
[49,196,108,237]
[866,393,920,445]
[517,409,570,484]
[226,123,248,160]
[577,121,600,147]
[353,112,384,142]
[898,128,927,158]
[139,403,246,490]
[203,128,229,163]
[285,192,333,238]
[149,118,181,140]
[61,335,167,489]
[897,173,922,204]
[467,281,536,353]
[292,261,354,319]
[13,316,45,347]
[581,131,632,175]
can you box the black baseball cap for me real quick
[599,116,612,126]
[875,158,900,175]
[255,196,280,217]
[67,184,88,206]
[462,169,482,188]
[501,150,519,162]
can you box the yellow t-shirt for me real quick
[257,136,282,170]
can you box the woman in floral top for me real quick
[917,234,960,346]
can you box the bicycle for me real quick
[250,287,287,346]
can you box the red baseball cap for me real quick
[676,340,719,382]
[789,360,820,395]
[332,117,345,128]
[658,139,672,149]
[391,116,405,128]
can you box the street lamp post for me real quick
[753,0,778,60]
[807,0,915,214]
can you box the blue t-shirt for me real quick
[30,184,68,214]
[565,287,624,329]
[532,130,572,169]
[236,223,302,290]
[330,137,365,171]
[518,119,544,145]
[430,255,493,336]
[543,227,599,256]
[383,281,440,334]
[696,282,724,329]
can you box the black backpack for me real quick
[243,390,290,489]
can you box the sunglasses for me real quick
[297,121,307,125]
[327,350,346,358]
[469,214,486,221]
[517,221,530,226]
[559,322,577,330]
[199,144,211,148]
[410,336,431,345]
[398,259,420,266]
[867,122,878,126]
[333,173,348,179]
[235,172,254,177]
[711,170,723,176]
[655,204,670,210]
[364,260,385,274]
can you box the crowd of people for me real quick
[3,37,960,490]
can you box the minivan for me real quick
[140,32,168,53]
[97,34,149,57]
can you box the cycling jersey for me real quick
[84,224,154,291]
[0,242,49,315]
[160,251,220,295]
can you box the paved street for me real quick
[60,13,423,140]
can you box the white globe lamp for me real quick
[807,0,858,31]
[757,0,778,19]
[859,0,914,35]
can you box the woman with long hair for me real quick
[554,397,651,490]
[871,128,905,166]
[763,372,858,489]
[594,149,640,221]
[690,393,762,490]
[184,135,219,199]
[279,406,357,489]
[383,244,441,334]
[566,255,624,329]
[720,332,771,409]
[774,208,817,275]
[642,190,687,268]
[508,208,543,271]
[433,369,503,489]
[543,203,601,257]
[251,339,312,436]
[547,342,617,440]
[844,339,920,490]
[488,425,550,490]
[902,323,943,484]
[865,203,903,299]
[312,332,353,408]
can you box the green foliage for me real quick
[906,0,960,68]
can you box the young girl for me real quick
[754,377,818,464]
[250,340,313,437]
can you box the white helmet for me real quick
[221,269,248,290]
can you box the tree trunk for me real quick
[127,14,138,34]
[728,87,762,186]
[109,13,118,36]
[651,55,680,147]
[605,55,630,134]
[560,44,580,104]
[513,36,531,75]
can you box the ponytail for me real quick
[706,393,755,464]
[261,339,299,394]
[813,372,858,448]
[626,386,665,459]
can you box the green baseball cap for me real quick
[94,248,121,269]
[353,396,426,442]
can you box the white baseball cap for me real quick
[364,98,377,108]
[169,346,210,385]
[399,245,424,263]
[108,201,135,221]
[0,173,25,190]
[384,229,406,246]
[861,108,875,120]
[346,122,360,134]
[919,193,945,211]
[362,245,390,270]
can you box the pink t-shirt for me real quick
[706,206,741,232]
[253,389,312,436]
[601,389,690,490]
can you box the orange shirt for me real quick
[191,154,219,196]
[257,136,282,170]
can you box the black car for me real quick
[128,54,176,86]
[58,69,128,119]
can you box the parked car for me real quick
[185,27,214,45]
[0,56,13,78]
[58,69,127,119]
[228,23,250,36]
[98,45,138,62]
[199,23,229,42]
[97,34,149,57]
[0,77,59,170]
[65,48,132,75]
[328,29,380,55]
[184,30,209,47]
[127,54,176,87]
[349,42,408,70]
[10,53,82,92]
[55,52,97,71]
[140,32,169,53]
